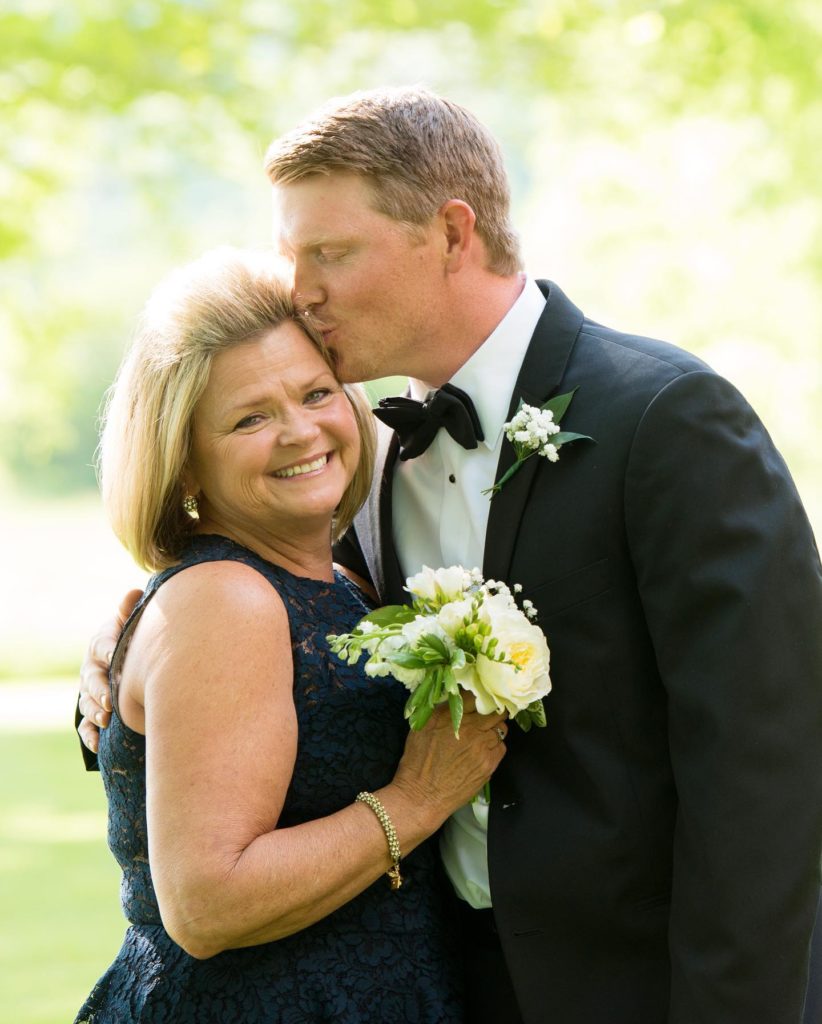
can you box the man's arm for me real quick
[76,588,142,769]
[625,370,822,1022]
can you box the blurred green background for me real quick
[2,1,820,1020]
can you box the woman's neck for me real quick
[194,515,335,582]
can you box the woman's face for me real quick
[186,322,361,544]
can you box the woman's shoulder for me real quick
[152,553,285,622]
[131,541,287,651]
[122,553,290,696]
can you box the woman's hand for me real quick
[387,694,508,836]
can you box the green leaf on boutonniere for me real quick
[541,387,579,420]
[551,430,594,446]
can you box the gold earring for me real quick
[182,494,199,517]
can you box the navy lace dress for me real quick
[75,534,462,1024]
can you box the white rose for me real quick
[405,565,470,605]
[436,598,474,638]
[458,597,551,716]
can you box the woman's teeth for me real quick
[273,455,328,479]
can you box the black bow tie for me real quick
[373,383,485,461]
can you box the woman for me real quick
[75,248,507,1024]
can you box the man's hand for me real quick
[77,589,143,753]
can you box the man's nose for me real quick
[293,266,325,315]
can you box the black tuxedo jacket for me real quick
[336,280,822,1023]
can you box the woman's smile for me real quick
[271,452,330,479]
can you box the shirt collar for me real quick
[409,277,545,449]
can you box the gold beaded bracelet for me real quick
[355,791,403,890]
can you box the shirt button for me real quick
[448,474,456,483]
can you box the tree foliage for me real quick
[2,0,820,494]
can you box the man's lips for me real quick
[298,308,335,335]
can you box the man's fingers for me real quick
[80,587,143,714]
[78,689,111,727]
[118,588,143,624]
[88,623,118,667]
[78,717,100,754]
[79,643,114,712]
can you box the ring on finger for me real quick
[495,726,506,743]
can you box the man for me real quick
[79,87,822,1023]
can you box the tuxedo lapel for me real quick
[353,424,405,603]
[483,281,584,582]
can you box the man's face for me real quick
[274,172,445,384]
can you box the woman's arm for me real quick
[123,560,504,959]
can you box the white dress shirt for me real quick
[392,277,546,907]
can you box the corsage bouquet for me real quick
[328,565,551,737]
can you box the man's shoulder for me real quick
[563,317,729,435]
[533,279,714,392]
[578,317,711,380]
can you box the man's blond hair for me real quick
[265,86,521,276]
[99,247,375,572]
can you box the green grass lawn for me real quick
[0,729,126,1024]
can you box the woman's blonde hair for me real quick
[99,247,375,572]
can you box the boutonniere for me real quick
[484,388,594,497]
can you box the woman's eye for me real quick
[235,414,264,430]
[305,388,332,404]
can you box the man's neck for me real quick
[414,272,527,389]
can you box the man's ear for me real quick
[439,199,477,273]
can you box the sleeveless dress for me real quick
[75,534,463,1024]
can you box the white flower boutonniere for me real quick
[484,387,595,497]
[327,566,551,738]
